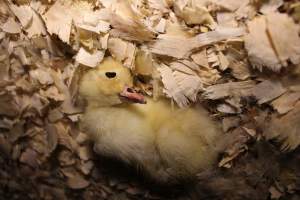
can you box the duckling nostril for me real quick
[126,88,134,93]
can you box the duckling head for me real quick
[79,57,146,107]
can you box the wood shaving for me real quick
[150,27,245,58]
[245,13,300,72]
[174,0,215,25]
[108,37,136,69]
[203,80,255,100]
[1,17,21,34]
[42,0,73,43]
[157,63,190,107]
[271,92,300,114]
[265,102,300,151]
[109,0,155,42]
[250,80,287,104]
[75,48,104,68]
[10,4,46,38]
[148,0,170,13]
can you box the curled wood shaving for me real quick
[0,92,19,117]
[1,17,21,34]
[150,27,245,58]
[245,13,300,72]
[157,63,189,107]
[174,0,215,25]
[250,80,287,104]
[271,92,300,114]
[203,80,255,100]
[50,69,82,114]
[75,48,105,68]
[10,4,46,38]
[148,0,170,13]
[260,0,283,14]
[266,13,300,67]
[109,0,155,42]
[157,63,202,107]
[212,0,248,12]
[108,37,136,69]
[29,68,54,85]
[265,102,300,151]
[42,0,73,44]
[43,0,98,45]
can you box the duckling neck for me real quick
[86,96,123,108]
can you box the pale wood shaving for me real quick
[157,63,190,107]
[271,92,300,114]
[250,80,287,104]
[260,0,283,14]
[29,68,54,85]
[174,0,215,25]
[266,102,300,151]
[10,4,46,38]
[191,50,209,68]
[148,0,170,13]
[108,37,136,69]
[245,13,300,72]
[212,0,247,12]
[203,80,255,100]
[1,17,21,34]
[75,48,104,68]
[266,13,300,66]
[150,27,245,58]
[42,0,73,44]
[109,0,155,42]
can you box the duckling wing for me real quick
[155,107,221,179]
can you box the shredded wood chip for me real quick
[271,92,300,114]
[265,102,300,151]
[42,0,72,44]
[203,80,255,100]
[260,0,283,14]
[245,13,300,72]
[150,27,245,58]
[212,0,247,12]
[0,92,19,117]
[109,0,155,42]
[174,0,215,25]
[75,48,104,68]
[148,0,170,13]
[29,68,54,85]
[191,50,209,68]
[266,13,300,67]
[250,80,287,104]
[10,4,46,38]
[108,37,136,69]
[1,17,21,34]
[157,61,203,107]
[50,69,82,114]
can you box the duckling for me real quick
[79,57,223,183]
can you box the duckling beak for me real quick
[119,86,147,104]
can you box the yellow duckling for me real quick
[79,57,223,183]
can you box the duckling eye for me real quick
[105,72,116,79]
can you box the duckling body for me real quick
[79,58,222,182]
